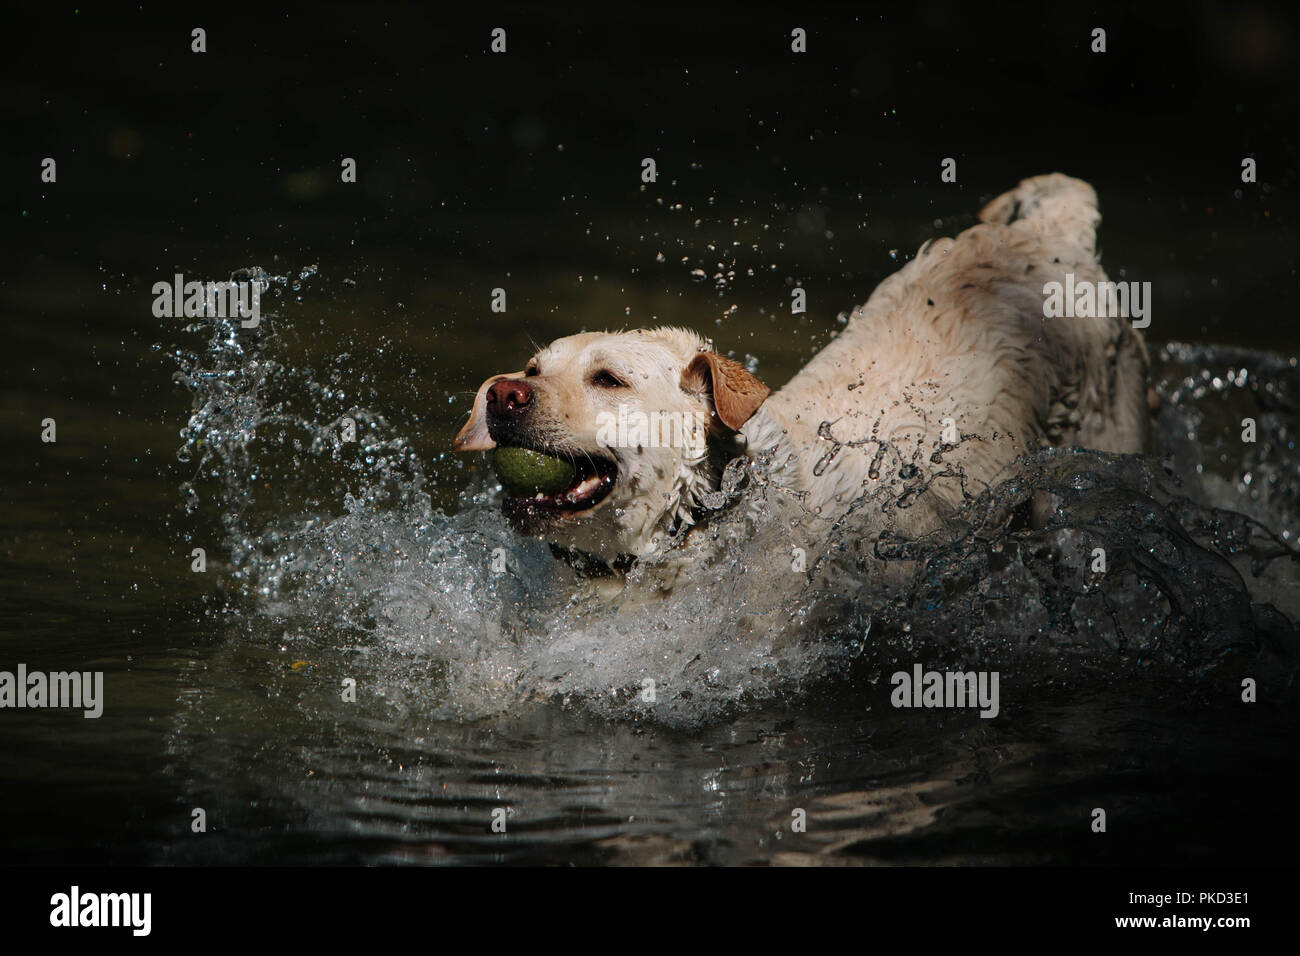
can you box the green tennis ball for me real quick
[493,446,577,496]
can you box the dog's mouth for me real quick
[498,447,618,523]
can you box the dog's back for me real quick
[745,174,1152,535]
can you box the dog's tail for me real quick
[979,173,1100,258]
[983,174,1160,424]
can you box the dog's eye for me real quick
[525,365,539,377]
[591,370,626,389]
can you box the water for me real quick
[5,254,1293,866]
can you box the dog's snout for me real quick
[486,378,534,418]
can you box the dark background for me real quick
[5,1,1298,348]
[0,2,1297,869]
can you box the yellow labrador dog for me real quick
[454,174,1153,580]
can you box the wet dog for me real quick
[454,174,1153,580]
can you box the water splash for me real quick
[167,273,1300,726]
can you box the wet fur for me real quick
[455,174,1152,579]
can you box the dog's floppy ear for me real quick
[452,371,524,451]
[682,352,770,430]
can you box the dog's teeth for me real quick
[557,474,603,503]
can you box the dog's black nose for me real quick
[486,378,534,419]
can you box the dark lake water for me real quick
[2,4,1297,866]
[3,251,1296,866]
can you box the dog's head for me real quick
[453,327,769,560]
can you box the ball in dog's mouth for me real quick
[494,446,617,523]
